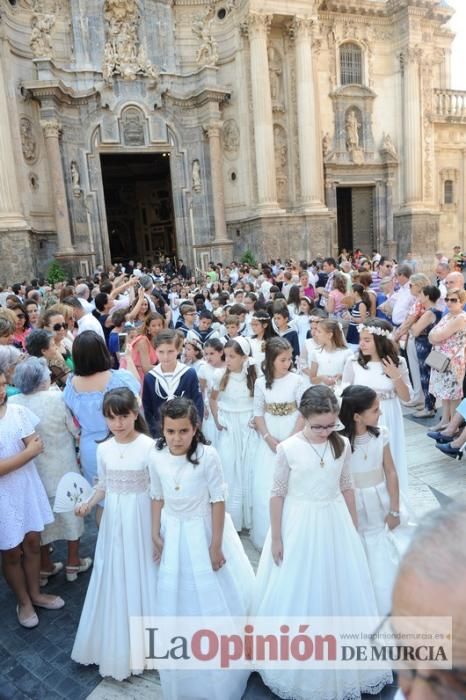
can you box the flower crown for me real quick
[357,324,393,339]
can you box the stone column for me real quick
[41,119,74,253]
[247,13,278,210]
[401,48,423,207]
[0,53,27,229]
[206,121,228,243]
[293,16,325,209]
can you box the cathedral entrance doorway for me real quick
[336,186,375,255]
[100,152,177,266]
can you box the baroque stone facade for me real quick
[0,0,464,280]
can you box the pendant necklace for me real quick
[173,462,186,491]
[303,431,329,468]
[355,434,370,460]
[115,440,131,460]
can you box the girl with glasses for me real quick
[428,288,466,431]
[252,385,392,699]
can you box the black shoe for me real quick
[427,431,454,443]
[435,443,463,459]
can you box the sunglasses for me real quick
[52,322,68,331]
[445,298,459,303]
[16,313,25,319]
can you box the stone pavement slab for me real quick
[0,413,464,700]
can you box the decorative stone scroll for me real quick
[102,0,159,83]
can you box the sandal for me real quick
[65,557,93,582]
[39,562,63,579]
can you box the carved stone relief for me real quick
[192,4,219,67]
[380,133,398,162]
[70,161,81,197]
[103,0,159,83]
[273,124,288,204]
[223,119,240,160]
[192,160,201,193]
[20,117,38,164]
[345,107,364,164]
[30,12,55,59]
[267,47,284,112]
[121,107,145,146]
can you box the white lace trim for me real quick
[105,468,149,494]
[259,670,393,700]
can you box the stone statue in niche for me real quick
[268,47,284,111]
[70,161,81,197]
[20,117,38,164]
[192,160,201,193]
[345,108,364,165]
[223,119,240,158]
[322,132,332,159]
[30,12,55,59]
[102,0,159,83]
[192,16,218,67]
[122,108,145,146]
[380,132,398,161]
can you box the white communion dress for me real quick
[253,432,392,700]
[213,368,260,530]
[72,434,158,681]
[149,443,255,700]
[197,362,221,447]
[342,357,412,492]
[251,372,306,549]
[350,428,416,614]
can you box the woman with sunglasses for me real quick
[40,307,74,384]
[10,303,31,351]
[428,288,466,431]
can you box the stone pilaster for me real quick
[41,119,74,254]
[205,121,233,260]
[247,13,279,211]
[400,48,423,207]
[293,16,325,210]
[0,54,27,230]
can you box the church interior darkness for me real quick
[100,152,176,266]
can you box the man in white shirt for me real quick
[391,264,415,326]
[63,296,106,341]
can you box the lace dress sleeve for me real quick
[270,444,291,497]
[95,445,107,492]
[14,405,40,439]
[339,442,354,493]
[205,447,227,503]
[253,379,266,417]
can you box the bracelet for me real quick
[263,432,270,440]
[389,510,400,517]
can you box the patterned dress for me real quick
[429,312,466,400]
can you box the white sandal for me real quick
[65,557,93,582]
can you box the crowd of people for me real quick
[0,246,465,700]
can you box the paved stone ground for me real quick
[1,411,464,700]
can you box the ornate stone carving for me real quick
[102,0,159,83]
[121,107,145,146]
[246,13,272,35]
[20,117,38,164]
[70,160,81,197]
[192,160,201,193]
[345,108,364,164]
[30,12,55,59]
[322,132,332,159]
[41,119,60,138]
[380,133,398,161]
[273,124,288,203]
[192,15,218,67]
[223,119,240,159]
[267,47,284,112]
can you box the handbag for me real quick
[425,349,451,372]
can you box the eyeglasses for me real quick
[445,298,459,303]
[308,424,338,433]
[52,323,68,331]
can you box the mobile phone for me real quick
[118,333,128,354]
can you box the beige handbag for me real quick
[425,349,451,373]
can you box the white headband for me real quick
[357,324,392,339]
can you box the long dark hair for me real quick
[219,339,257,396]
[287,285,301,312]
[339,385,380,451]
[263,337,292,389]
[204,337,225,361]
[352,283,371,311]
[357,318,399,368]
[157,397,209,465]
[252,310,276,341]
[299,386,345,459]
[100,387,149,439]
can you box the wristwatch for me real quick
[389,510,400,518]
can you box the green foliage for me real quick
[240,249,257,267]
[46,259,67,285]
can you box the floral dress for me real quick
[429,312,466,400]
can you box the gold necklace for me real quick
[355,433,371,460]
[173,461,187,491]
[303,431,329,468]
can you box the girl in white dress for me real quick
[299,308,327,384]
[182,337,206,376]
[342,318,412,492]
[309,318,354,388]
[198,337,225,447]
[0,371,64,629]
[72,388,158,681]
[210,337,259,530]
[339,385,414,614]
[253,385,392,700]
[251,337,306,549]
[149,398,254,700]
[249,310,276,376]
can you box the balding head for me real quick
[445,272,464,291]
